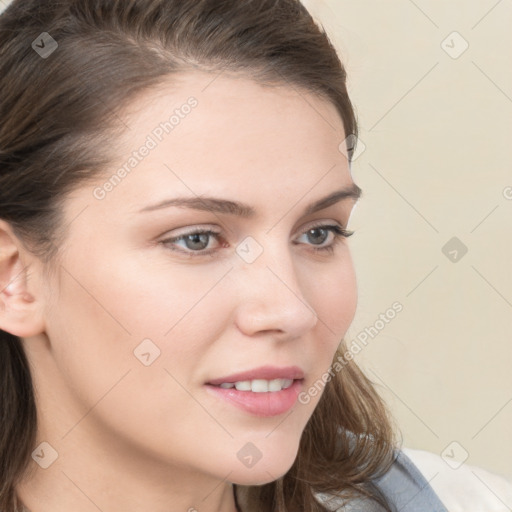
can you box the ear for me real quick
[0,219,46,338]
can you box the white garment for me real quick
[403,447,512,512]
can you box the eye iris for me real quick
[186,233,209,250]
[308,228,328,245]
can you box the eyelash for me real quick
[160,223,354,258]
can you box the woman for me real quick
[0,1,510,511]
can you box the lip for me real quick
[205,365,305,386]
[204,379,304,417]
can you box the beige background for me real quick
[301,0,512,483]
[1,0,510,483]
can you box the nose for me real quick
[232,243,318,340]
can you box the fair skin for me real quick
[0,71,359,512]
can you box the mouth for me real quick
[204,378,305,417]
[205,365,305,388]
[205,378,302,393]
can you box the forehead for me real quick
[116,69,347,160]
[77,71,353,220]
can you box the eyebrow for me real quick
[138,182,362,217]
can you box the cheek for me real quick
[57,253,234,400]
[43,253,233,458]
[307,253,357,394]
[307,250,357,339]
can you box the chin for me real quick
[229,460,295,486]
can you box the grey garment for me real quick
[315,449,449,512]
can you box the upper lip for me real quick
[206,365,305,386]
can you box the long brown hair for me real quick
[0,1,398,510]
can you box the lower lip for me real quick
[204,379,303,417]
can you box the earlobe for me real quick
[0,220,46,338]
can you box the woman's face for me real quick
[30,71,359,487]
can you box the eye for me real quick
[159,223,354,258]
[295,223,354,254]
[160,228,224,257]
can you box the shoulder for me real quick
[314,447,449,511]
[314,447,512,511]
[402,447,512,512]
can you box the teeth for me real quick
[235,380,252,391]
[218,379,294,392]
